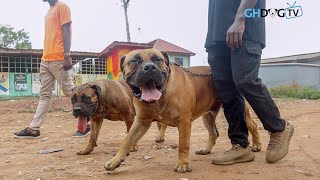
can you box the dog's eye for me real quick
[85,96,91,102]
[128,59,139,65]
[81,96,91,103]
[154,58,162,65]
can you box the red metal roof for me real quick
[149,39,195,56]
[98,39,195,57]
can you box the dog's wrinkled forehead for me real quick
[125,49,165,62]
[72,84,96,97]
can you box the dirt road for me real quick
[0,98,319,180]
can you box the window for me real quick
[73,58,106,74]
[0,54,106,74]
[174,57,184,66]
[0,55,9,72]
[0,55,41,73]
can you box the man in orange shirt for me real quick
[14,0,90,138]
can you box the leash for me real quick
[170,62,211,76]
[50,91,72,113]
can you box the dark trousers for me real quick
[208,40,285,147]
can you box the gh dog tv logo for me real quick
[245,1,303,19]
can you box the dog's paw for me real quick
[104,156,124,171]
[174,162,192,173]
[195,148,211,155]
[250,143,262,152]
[155,135,164,143]
[77,148,92,155]
[130,145,138,152]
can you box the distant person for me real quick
[205,0,294,164]
[14,0,90,138]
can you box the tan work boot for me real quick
[266,121,294,163]
[212,144,255,165]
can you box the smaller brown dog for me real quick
[71,80,135,155]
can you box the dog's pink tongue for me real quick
[141,83,162,101]
[77,116,88,133]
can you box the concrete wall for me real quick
[9,73,32,96]
[0,72,108,98]
[0,73,9,96]
[303,58,320,65]
[259,63,320,89]
[58,74,108,96]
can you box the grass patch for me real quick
[270,84,320,100]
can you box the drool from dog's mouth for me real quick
[130,81,163,102]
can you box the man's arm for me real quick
[226,0,258,49]
[62,23,72,70]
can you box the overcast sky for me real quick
[0,0,318,66]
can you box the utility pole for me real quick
[122,0,131,42]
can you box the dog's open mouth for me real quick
[77,116,88,133]
[131,81,163,102]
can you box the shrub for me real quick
[270,84,320,99]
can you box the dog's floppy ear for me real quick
[161,51,170,66]
[91,84,103,103]
[120,55,127,72]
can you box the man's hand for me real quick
[226,16,245,49]
[63,55,72,71]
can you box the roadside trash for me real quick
[39,148,64,154]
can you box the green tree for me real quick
[0,24,32,49]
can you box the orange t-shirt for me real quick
[42,2,72,61]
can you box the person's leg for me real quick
[231,40,285,132]
[50,61,90,137]
[208,50,249,148]
[14,61,56,138]
[52,62,74,98]
[231,40,294,163]
[30,61,56,129]
[208,48,254,165]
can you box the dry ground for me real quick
[0,97,319,180]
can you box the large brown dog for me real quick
[104,49,261,173]
[71,80,136,155]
